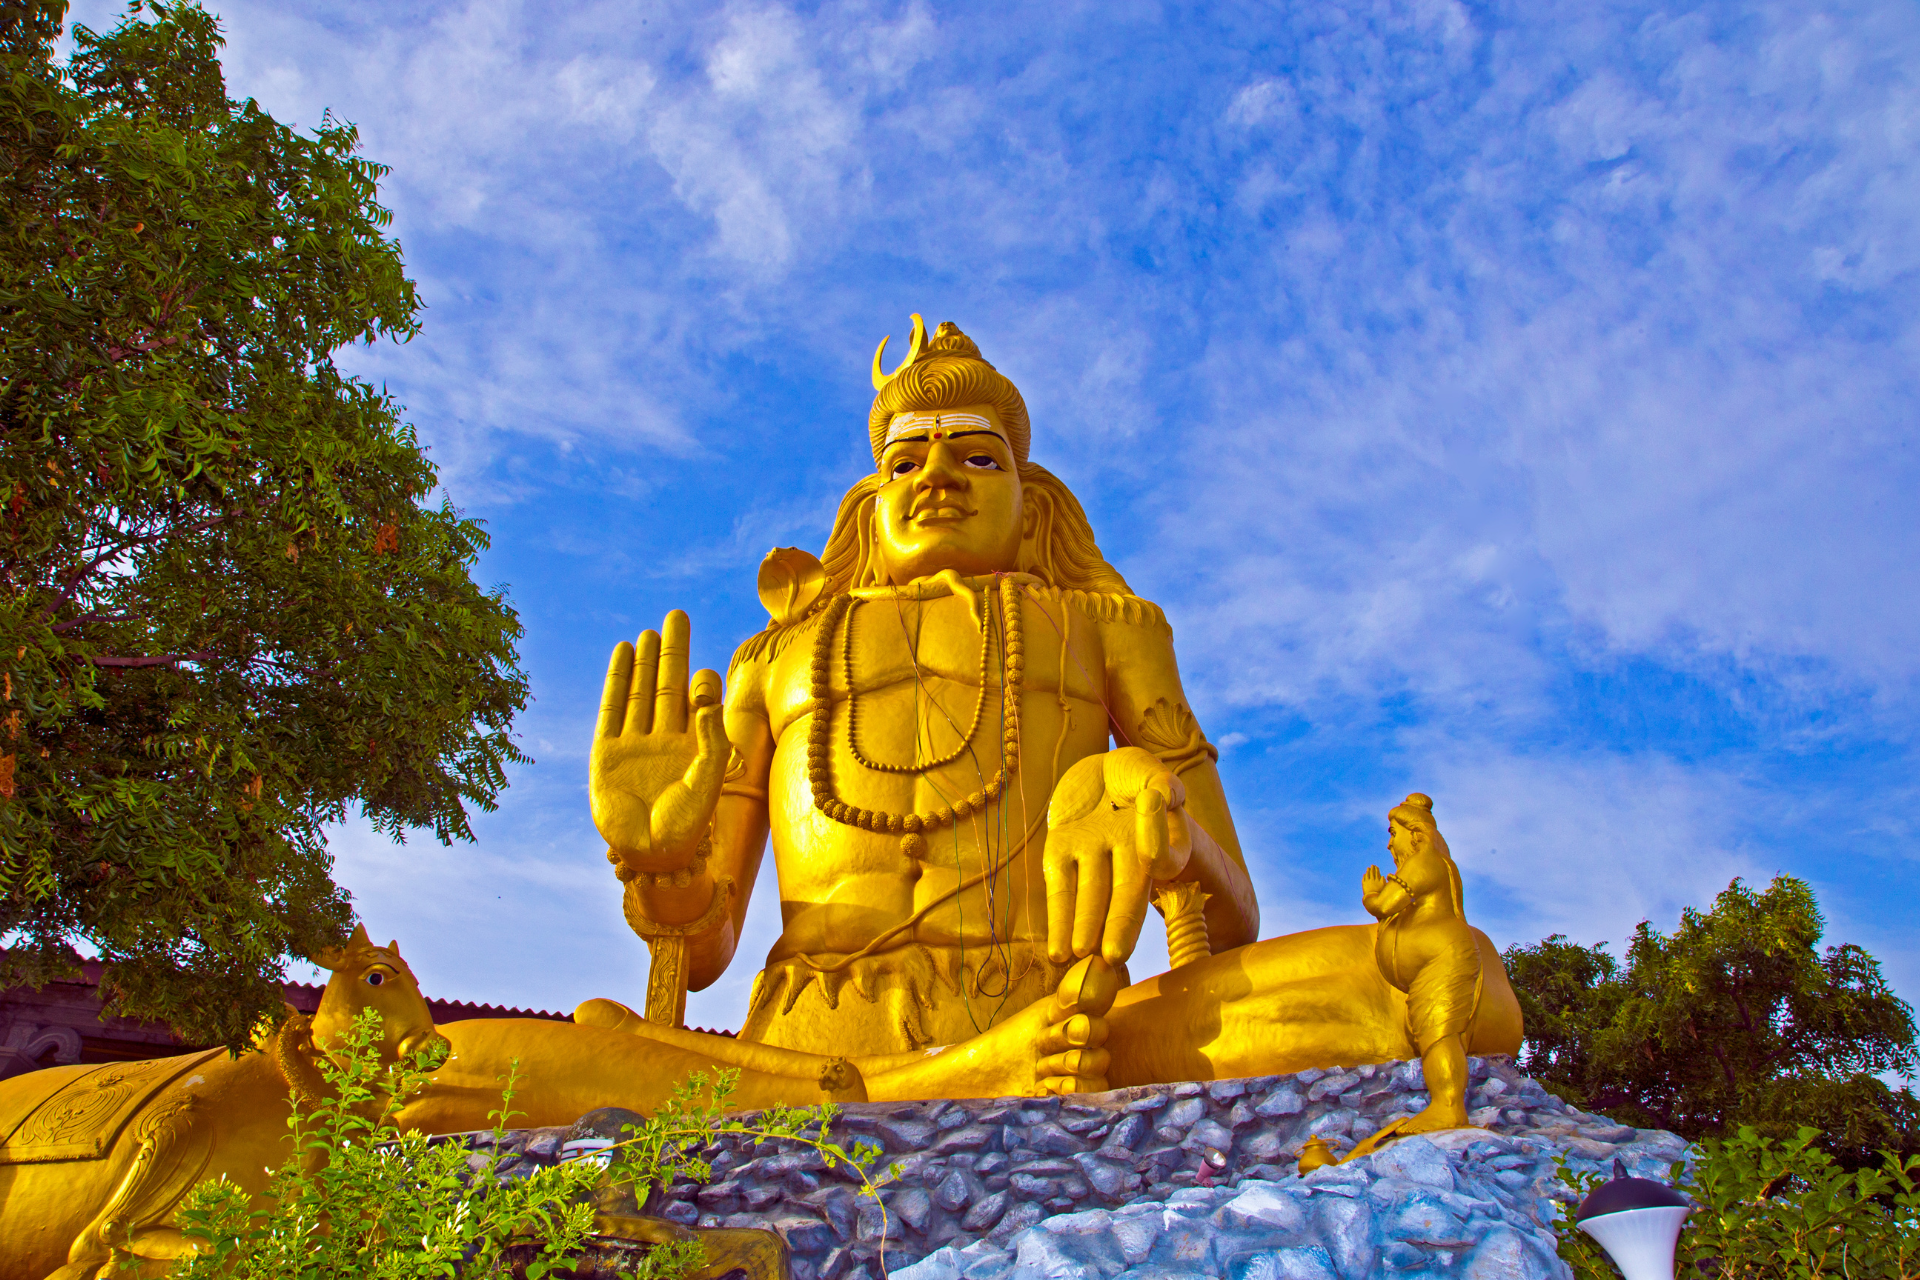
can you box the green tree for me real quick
[1505,875,1919,1164]
[0,0,528,1047]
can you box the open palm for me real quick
[590,610,728,880]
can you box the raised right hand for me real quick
[590,609,728,881]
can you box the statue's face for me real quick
[873,404,1025,583]
[1387,816,1419,867]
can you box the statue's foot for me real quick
[575,997,647,1034]
[1392,1102,1474,1135]
[859,954,1123,1102]
[1036,955,1122,1095]
[1331,1103,1478,1167]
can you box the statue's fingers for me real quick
[1071,847,1112,960]
[629,630,661,735]
[1103,843,1152,967]
[684,703,729,794]
[1138,785,1187,882]
[1153,767,1187,812]
[655,609,691,735]
[1037,1047,1110,1079]
[1135,786,1167,866]
[597,642,635,739]
[1043,841,1078,965]
[690,668,723,709]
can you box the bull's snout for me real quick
[396,1027,451,1063]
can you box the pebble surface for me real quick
[443,1055,1690,1280]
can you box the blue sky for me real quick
[70,0,1920,1026]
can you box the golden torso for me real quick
[1373,857,1474,994]
[758,585,1110,961]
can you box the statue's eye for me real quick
[891,458,919,478]
[964,454,1000,470]
[365,971,386,986]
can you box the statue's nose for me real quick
[918,439,969,486]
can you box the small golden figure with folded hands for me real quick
[1360,792,1486,1137]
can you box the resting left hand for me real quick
[1043,747,1193,966]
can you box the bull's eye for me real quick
[366,971,385,986]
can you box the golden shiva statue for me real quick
[0,318,1524,1277]
[418,314,1518,1119]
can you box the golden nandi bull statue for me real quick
[0,928,444,1279]
[0,927,831,1280]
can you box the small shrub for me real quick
[171,1010,894,1279]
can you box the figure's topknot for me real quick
[868,315,1030,465]
[922,320,982,360]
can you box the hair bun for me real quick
[1402,792,1434,810]
[927,321,982,360]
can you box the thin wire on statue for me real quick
[887,582,1007,1034]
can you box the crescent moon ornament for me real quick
[871,313,928,391]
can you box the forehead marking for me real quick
[886,410,1000,447]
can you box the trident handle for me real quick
[622,875,736,1028]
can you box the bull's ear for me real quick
[311,921,370,971]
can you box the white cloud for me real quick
[1409,749,1761,949]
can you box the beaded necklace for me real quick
[807,579,1024,861]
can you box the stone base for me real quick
[443,1056,1689,1280]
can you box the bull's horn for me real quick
[871,313,927,391]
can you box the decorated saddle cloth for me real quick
[0,1050,221,1164]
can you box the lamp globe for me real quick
[1575,1157,1693,1280]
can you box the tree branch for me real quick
[50,611,138,634]
[39,509,241,622]
[88,652,213,668]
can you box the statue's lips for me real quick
[910,503,975,524]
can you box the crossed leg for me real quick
[856,956,1124,1102]
[1102,923,1521,1087]
[520,926,1521,1114]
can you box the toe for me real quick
[1039,1013,1109,1055]
[1051,955,1122,1021]
[1038,1047,1111,1079]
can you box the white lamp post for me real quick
[1575,1157,1693,1280]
